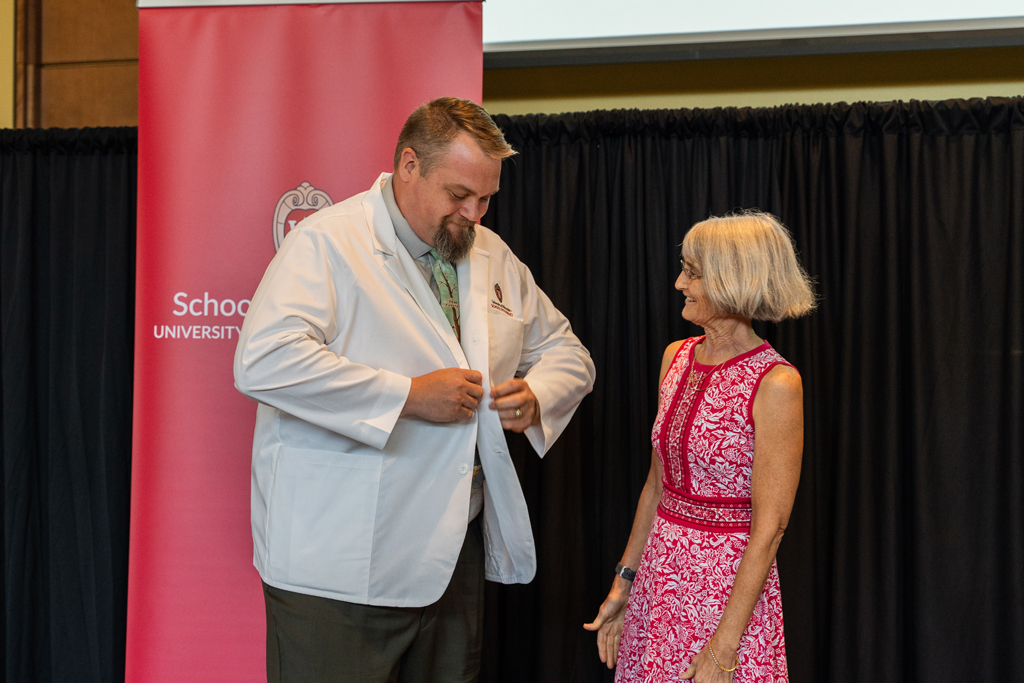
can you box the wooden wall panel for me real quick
[40,62,138,127]
[15,0,41,126]
[41,0,137,63]
[18,0,139,127]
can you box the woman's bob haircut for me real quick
[681,211,816,322]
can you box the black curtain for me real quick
[2,100,1022,683]
[1,128,137,683]
[482,98,1024,683]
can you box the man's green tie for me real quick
[429,248,460,342]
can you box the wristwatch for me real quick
[614,563,636,582]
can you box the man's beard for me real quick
[432,215,476,262]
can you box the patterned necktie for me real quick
[429,248,460,342]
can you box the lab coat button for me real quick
[458,464,470,475]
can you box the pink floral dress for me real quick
[615,337,792,683]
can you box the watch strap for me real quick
[614,563,636,582]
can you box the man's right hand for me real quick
[402,368,485,422]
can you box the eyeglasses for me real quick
[679,259,702,280]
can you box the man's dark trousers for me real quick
[263,517,485,683]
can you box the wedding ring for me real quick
[514,407,523,418]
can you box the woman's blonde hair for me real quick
[681,212,816,322]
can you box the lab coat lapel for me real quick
[387,248,468,368]
[460,242,536,581]
[457,245,490,383]
[364,174,467,368]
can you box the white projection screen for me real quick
[482,0,1024,67]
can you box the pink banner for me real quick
[129,4,482,680]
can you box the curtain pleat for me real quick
[1,128,136,683]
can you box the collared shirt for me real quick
[381,175,484,520]
[382,176,440,301]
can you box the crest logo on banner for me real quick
[274,182,334,251]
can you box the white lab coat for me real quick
[234,173,595,607]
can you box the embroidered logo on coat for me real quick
[490,281,514,317]
[490,301,514,316]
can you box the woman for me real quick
[585,212,815,682]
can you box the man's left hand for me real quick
[489,379,541,432]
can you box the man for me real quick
[234,97,595,682]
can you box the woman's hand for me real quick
[583,576,632,669]
[679,641,737,682]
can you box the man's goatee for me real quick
[433,217,476,262]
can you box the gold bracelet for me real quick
[707,639,739,672]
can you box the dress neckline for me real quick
[689,335,770,372]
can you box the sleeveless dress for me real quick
[614,337,792,683]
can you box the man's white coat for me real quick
[234,174,595,607]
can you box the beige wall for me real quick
[1,0,12,127]
[483,46,1024,116]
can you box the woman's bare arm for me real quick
[584,340,681,668]
[682,364,803,681]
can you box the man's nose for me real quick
[460,199,485,222]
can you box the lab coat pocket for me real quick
[266,447,382,595]
[488,313,525,385]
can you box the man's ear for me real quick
[396,147,419,182]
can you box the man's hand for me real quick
[403,368,484,422]
[488,378,541,432]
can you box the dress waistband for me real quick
[658,481,751,533]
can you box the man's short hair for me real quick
[393,97,515,175]
[682,212,817,322]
